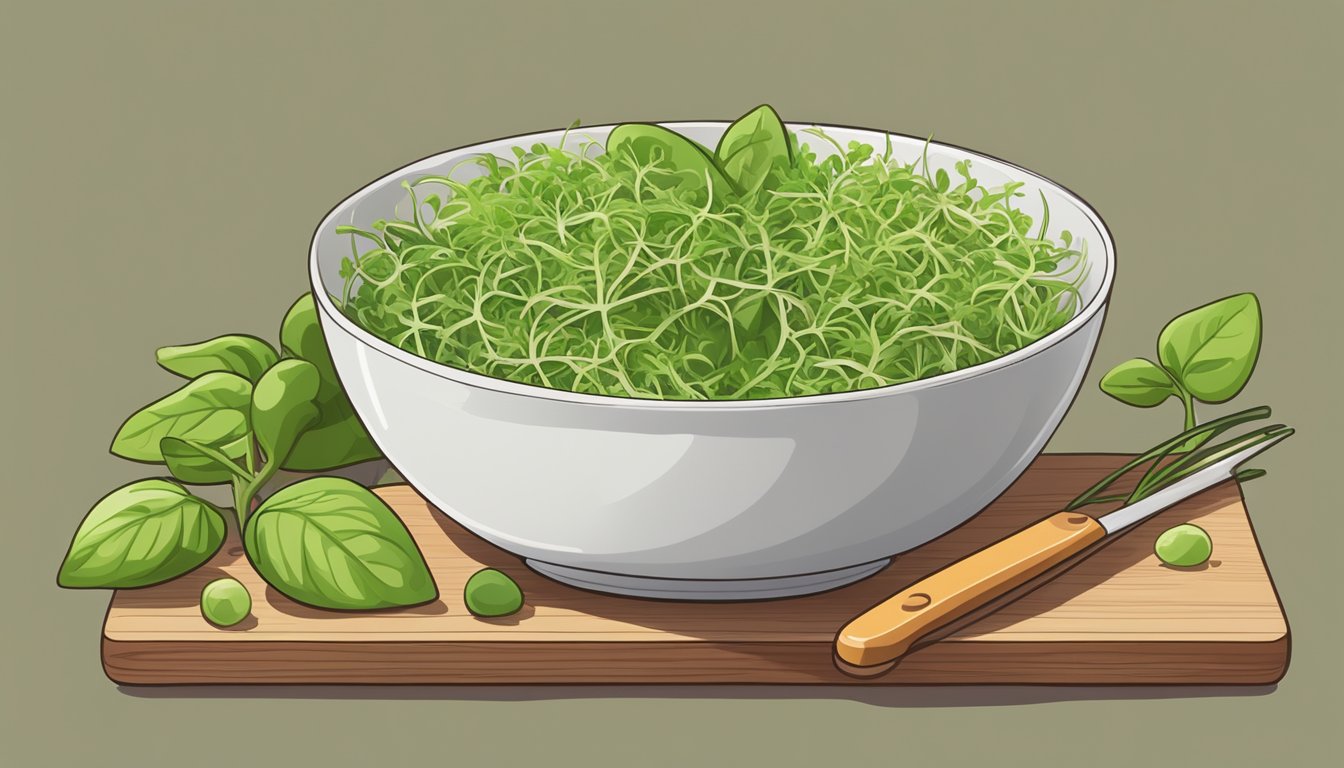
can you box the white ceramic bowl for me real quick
[309,122,1115,600]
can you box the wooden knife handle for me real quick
[835,511,1107,668]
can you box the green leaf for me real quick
[1157,293,1262,403]
[156,335,279,383]
[111,373,253,463]
[279,295,341,404]
[58,479,225,588]
[161,436,251,484]
[281,418,381,472]
[714,104,792,195]
[251,359,322,465]
[935,168,950,192]
[606,123,739,201]
[1099,357,1180,407]
[244,478,437,610]
[278,294,382,470]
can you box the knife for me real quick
[833,428,1292,677]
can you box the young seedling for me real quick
[1100,293,1262,431]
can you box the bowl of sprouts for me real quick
[309,106,1115,599]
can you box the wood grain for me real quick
[101,455,1289,685]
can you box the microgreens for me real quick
[337,106,1087,400]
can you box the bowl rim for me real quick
[309,120,1116,410]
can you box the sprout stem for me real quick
[1064,406,1273,511]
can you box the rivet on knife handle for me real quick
[834,512,1107,670]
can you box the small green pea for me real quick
[464,568,524,617]
[201,577,252,627]
[1155,524,1212,567]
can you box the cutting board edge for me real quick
[100,633,1291,687]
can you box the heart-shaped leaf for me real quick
[244,477,437,610]
[58,480,225,588]
[714,104,792,196]
[1157,293,1261,403]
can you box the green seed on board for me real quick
[200,577,252,626]
[464,568,524,617]
[1154,524,1213,567]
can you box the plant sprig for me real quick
[1100,293,1261,430]
[58,295,437,611]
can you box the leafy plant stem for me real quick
[1099,293,1263,445]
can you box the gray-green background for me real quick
[3,1,1339,765]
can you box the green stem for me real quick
[244,435,257,475]
[1084,494,1130,505]
[236,458,281,528]
[1064,406,1271,511]
[230,434,262,532]
[1179,388,1197,431]
[1127,424,1292,503]
[228,431,284,531]
[230,476,250,534]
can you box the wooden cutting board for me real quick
[101,454,1289,685]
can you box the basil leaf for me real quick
[606,123,739,201]
[161,436,251,484]
[1157,293,1262,403]
[111,372,253,462]
[284,418,382,471]
[244,477,437,610]
[278,294,382,470]
[1099,357,1180,407]
[714,104,792,196]
[58,479,225,588]
[251,359,321,465]
[156,335,279,383]
[280,294,347,411]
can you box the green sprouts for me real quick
[337,106,1087,400]
[1065,406,1293,511]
